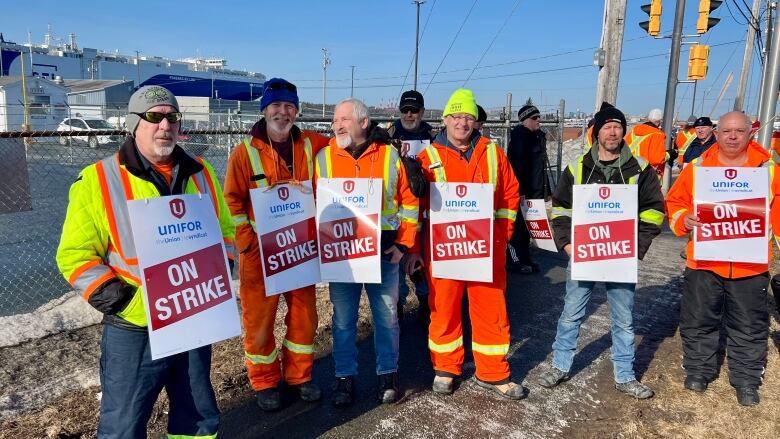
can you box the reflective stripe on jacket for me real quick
[57,149,234,327]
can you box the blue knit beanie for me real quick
[259,78,299,111]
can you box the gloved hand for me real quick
[401,156,428,198]
[88,279,135,315]
[666,149,679,167]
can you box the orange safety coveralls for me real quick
[666,141,780,279]
[415,136,520,383]
[223,128,328,391]
[676,127,696,167]
[625,123,668,178]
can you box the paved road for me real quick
[220,229,686,438]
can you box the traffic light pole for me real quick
[757,7,780,150]
[661,0,686,194]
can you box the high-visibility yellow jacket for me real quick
[56,140,235,328]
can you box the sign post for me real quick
[128,194,241,360]
[316,178,382,283]
[429,182,494,282]
[693,167,769,263]
[250,182,320,296]
[571,185,638,283]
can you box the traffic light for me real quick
[639,0,662,36]
[697,0,722,34]
[687,44,710,80]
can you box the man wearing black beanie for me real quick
[538,102,665,400]
[506,103,548,274]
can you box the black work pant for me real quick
[680,268,769,388]
[507,216,531,264]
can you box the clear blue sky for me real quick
[2,0,770,118]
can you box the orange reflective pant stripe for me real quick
[239,250,317,391]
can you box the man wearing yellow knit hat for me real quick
[405,88,523,399]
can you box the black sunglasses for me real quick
[265,82,297,93]
[530,115,540,120]
[134,111,183,124]
[401,107,421,114]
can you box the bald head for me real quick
[716,111,753,160]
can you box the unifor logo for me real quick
[343,180,355,194]
[169,198,186,219]
[278,186,289,201]
[456,184,468,198]
[725,168,737,180]
[526,199,533,208]
[599,186,610,200]
[401,142,411,155]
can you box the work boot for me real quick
[378,372,399,404]
[432,376,454,395]
[332,376,354,408]
[256,388,281,411]
[735,386,760,406]
[537,367,569,389]
[474,378,527,400]
[615,380,654,399]
[683,375,708,392]
[291,381,322,402]
[417,298,430,327]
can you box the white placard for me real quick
[521,198,558,252]
[127,195,241,360]
[429,182,494,282]
[399,139,430,158]
[693,167,769,263]
[571,185,638,283]
[250,182,320,296]
[316,178,382,283]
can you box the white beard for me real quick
[155,145,175,157]
[267,118,292,136]
[335,133,353,149]
[400,120,420,131]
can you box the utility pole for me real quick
[661,0,686,194]
[322,48,330,117]
[758,1,775,113]
[349,65,356,97]
[691,80,698,115]
[757,6,780,149]
[135,50,141,87]
[734,0,761,111]
[413,1,425,90]
[594,0,627,110]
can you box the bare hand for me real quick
[402,252,424,274]
[683,213,702,231]
[384,245,404,264]
[564,244,572,256]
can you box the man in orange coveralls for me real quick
[223,78,329,411]
[666,111,780,406]
[625,108,668,178]
[406,88,524,400]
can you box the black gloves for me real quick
[401,156,428,198]
[88,279,135,315]
[667,149,679,167]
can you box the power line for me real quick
[462,0,523,85]
[423,0,478,94]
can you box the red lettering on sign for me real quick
[144,243,231,331]
[319,214,379,262]
[431,218,491,261]
[260,217,318,276]
[573,219,635,262]
[526,219,553,239]
[696,197,766,242]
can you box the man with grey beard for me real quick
[224,78,329,412]
[387,90,432,324]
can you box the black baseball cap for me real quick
[399,90,424,111]
[693,117,713,127]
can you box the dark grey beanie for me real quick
[126,86,179,134]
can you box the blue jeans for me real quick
[98,324,219,439]
[329,260,400,377]
[551,267,637,384]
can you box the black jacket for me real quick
[551,144,664,260]
[507,125,548,199]
[682,134,716,164]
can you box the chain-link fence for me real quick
[0,118,572,316]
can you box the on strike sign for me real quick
[521,198,557,252]
[693,167,769,263]
[128,195,241,360]
[316,178,382,283]
[429,182,494,282]
[399,139,430,158]
[571,185,638,283]
[250,182,320,296]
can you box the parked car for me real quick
[56,117,124,148]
